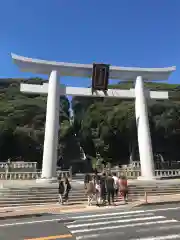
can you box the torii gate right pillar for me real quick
[135,76,155,180]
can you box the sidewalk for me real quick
[1,194,180,220]
[0,201,133,220]
[0,203,86,219]
[135,193,180,207]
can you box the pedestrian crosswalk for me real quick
[65,209,180,240]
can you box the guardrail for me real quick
[109,169,180,179]
[0,168,179,180]
[0,170,71,180]
[0,162,37,169]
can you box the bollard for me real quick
[145,191,148,204]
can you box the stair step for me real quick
[0,198,87,204]
[0,183,179,208]
[0,197,126,204]
[0,201,86,207]
[0,191,176,198]
[0,196,87,201]
[0,190,179,195]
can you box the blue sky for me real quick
[0,0,180,88]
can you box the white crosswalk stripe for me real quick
[66,209,180,240]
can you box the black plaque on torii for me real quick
[92,63,110,93]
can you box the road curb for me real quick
[133,200,180,207]
[0,215,77,224]
[0,213,45,220]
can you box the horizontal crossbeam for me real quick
[20,83,169,100]
[12,54,176,80]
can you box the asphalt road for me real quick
[1,203,180,239]
[0,213,76,240]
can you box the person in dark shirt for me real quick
[106,174,115,205]
[64,177,71,203]
[94,168,98,175]
[100,173,106,204]
[58,177,65,204]
[93,172,100,185]
[84,174,91,189]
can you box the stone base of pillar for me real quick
[137,176,161,181]
[36,177,57,184]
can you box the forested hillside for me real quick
[72,81,180,165]
[0,78,180,169]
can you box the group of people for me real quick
[84,172,128,206]
[58,176,71,204]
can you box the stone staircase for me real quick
[0,187,86,207]
[0,181,180,207]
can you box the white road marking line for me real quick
[70,219,177,233]
[72,210,146,219]
[76,230,125,240]
[75,225,180,240]
[0,218,64,227]
[0,212,153,228]
[73,213,154,222]
[67,216,165,228]
[131,234,180,240]
[137,206,180,213]
[136,224,180,233]
[71,206,180,219]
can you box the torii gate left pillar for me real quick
[41,70,60,182]
[11,53,176,182]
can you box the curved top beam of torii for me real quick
[11,53,176,81]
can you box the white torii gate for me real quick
[11,53,176,182]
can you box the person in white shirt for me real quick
[95,179,101,205]
[112,173,119,197]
